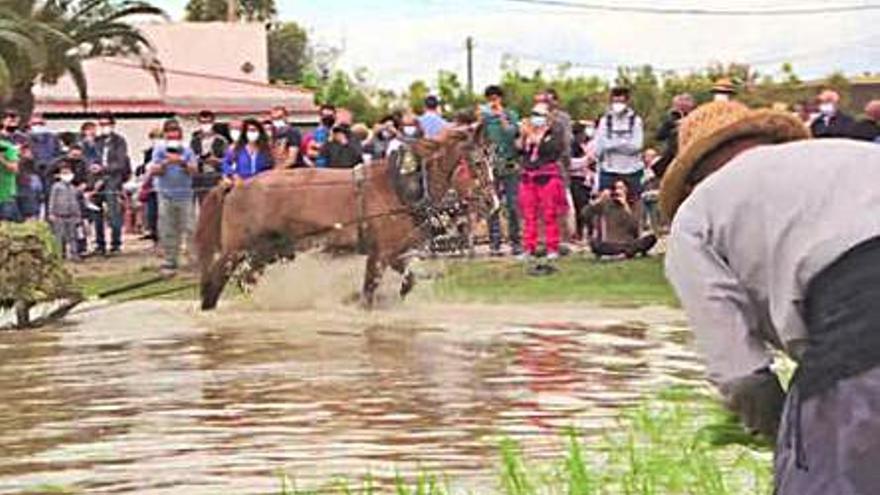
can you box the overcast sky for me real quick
[154,0,880,91]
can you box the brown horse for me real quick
[195,129,498,310]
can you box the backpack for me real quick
[605,111,637,136]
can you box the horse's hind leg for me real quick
[390,257,415,300]
[201,252,242,311]
[361,253,386,309]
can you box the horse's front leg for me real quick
[361,254,386,309]
[390,257,415,300]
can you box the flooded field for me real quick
[0,260,704,494]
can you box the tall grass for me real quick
[279,388,772,495]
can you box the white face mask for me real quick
[31,125,46,134]
[60,173,74,183]
[611,102,627,114]
[100,125,114,136]
[403,125,417,137]
[200,123,213,134]
[530,116,547,128]
[273,119,287,129]
[230,129,242,142]
[584,126,595,138]
[165,140,183,150]
[246,131,260,143]
[819,102,836,116]
[713,93,731,103]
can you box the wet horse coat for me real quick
[195,131,496,310]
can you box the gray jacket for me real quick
[49,182,81,219]
[665,139,880,388]
[595,108,644,175]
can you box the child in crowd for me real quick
[48,162,82,261]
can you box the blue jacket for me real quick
[221,146,272,179]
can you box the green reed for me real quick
[279,387,773,495]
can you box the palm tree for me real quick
[0,0,167,120]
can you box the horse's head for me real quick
[413,126,500,219]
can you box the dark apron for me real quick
[775,237,880,494]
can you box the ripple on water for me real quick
[0,296,701,494]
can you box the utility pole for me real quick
[466,36,474,96]
[227,0,238,22]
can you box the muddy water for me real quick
[0,261,704,494]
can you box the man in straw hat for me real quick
[661,100,880,494]
[710,77,736,102]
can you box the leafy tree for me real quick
[267,21,309,84]
[0,0,166,120]
[185,0,276,22]
[406,80,429,114]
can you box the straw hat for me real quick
[659,101,810,220]
[712,77,736,94]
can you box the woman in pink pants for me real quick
[518,103,567,261]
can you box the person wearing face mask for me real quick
[1,110,28,148]
[480,85,522,257]
[594,87,645,204]
[518,102,567,267]
[221,119,273,182]
[302,104,337,168]
[189,110,229,204]
[810,89,856,139]
[150,120,198,272]
[267,106,302,168]
[319,124,364,169]
[93,112,131,255]
[48,162,83,261]
[227,120,243,150]
[368,115,400,160]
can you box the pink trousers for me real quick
[518,164,567,255]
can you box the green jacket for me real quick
[480,107,520,175]
[0,140,19,203]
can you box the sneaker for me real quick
[516,252,533,262]
[546,252,560,262]
[159,261,178,275]
[110,246,121,254]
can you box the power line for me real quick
[503,0,880,16]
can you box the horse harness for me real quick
[349,140,479,254]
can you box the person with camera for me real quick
[0,136,21,222]
[319,124,364,169]
[149,120,197,273]
[190,110,228,204]
[479,85,522,256]
[582,178,657,259]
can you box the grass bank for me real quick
[431,256,677,307]
[280,387,772,495]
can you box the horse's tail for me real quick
[195,186,226,271]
